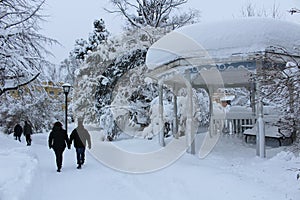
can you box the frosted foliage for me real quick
[73,27,166,127]
[194,89,210,126]
[99,108,114,135]
[71,39,89,60]
[260,61,300,135]
[70,19,109,62]
[72,74,99,123]
[139,89,202,139]
[140,97,174,139]
[0,0,56,95]
[97,61,155,137]
[0,82,64,133]
[104,65,157,138]
[88,19,109,51]
[74,26,211,139]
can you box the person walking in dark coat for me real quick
[48,121,70,172]
[23,121,32,146]
[13,123,23,142]
[70,119,91,169]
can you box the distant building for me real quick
[5,81,72,113]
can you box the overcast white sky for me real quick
[41,0,300,65]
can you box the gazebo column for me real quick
[186,72,195,154]
[173,84,179,139]
[256,81,266,158]
[250,82,256,125]
[208,87,214,137]
[158,83,165,147]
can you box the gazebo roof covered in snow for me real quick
[145,18,300,157]
[146,18,300,71]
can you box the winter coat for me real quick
[48,125,70,151]
[70,126,91,149]
[23,123,32,135]
[14,124,23,137]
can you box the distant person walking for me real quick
[48,121,70,172]
[70,119,91,169]
[23,121,32,146]
[13,123,23,142]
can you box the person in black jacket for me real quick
[69,118,91,169]
[14,123,23,142]
[23,121,32,146]
[48,121,70,172]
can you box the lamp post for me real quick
[62,83,71,134]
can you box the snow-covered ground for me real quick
[1,125,300,200]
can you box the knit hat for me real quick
[54,121,63,127]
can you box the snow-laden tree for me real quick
[106,0,200,29]
[0,0,57,96]
[95,59,151,138]
[0,79,65,133]
[70,19,109,62]
[73,0,200,140]
[70,38,90,62]
[255,47,300,140]
[57,57,81,85]
[56,19,110,85]
[0,0,65,133]
[88,19,109,51]
[73,27,167,129]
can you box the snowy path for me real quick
[21,134,139,200]
[1,131,300,200]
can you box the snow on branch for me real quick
[105,0,200,29]
[0,72,40,96]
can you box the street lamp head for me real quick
[62,83,71,134]
[62,83,71,94]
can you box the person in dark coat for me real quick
[23,121,32,146]
[70,119,91,169]
[48,121,70,172]
[13,123,23,142]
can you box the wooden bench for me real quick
[243,124,291,146]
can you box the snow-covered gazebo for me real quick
[145,18,300,158]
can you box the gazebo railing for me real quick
[211,112,256,134]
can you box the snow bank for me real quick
[0,134,37,200]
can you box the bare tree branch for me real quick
[0,0,58,96]
[0,72,40,96]
[106,0,200,29]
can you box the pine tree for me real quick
[88,19,109,51]
[70,19,109,62]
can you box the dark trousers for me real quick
[76,147,85,165]
[54,149,64,170]
[25,134,31,145]
[15,135,21,142]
